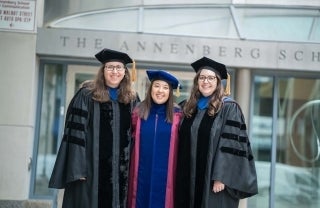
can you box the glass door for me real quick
[66,65,98,104]
[31,63,65,200]
[249,75,274,208]
[249,75,320,208]
[275,78,320,208]
[31,63,98,207]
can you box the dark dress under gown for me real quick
[175,99,258,208]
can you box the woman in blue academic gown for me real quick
[128,70,182,208]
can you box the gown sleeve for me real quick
[212,101,258,199]
[48,88,90,188]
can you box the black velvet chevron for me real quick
[62,134,85,147]
[66,121,85,131]
[220,146,253,161]
[226,119,247,130]
[221,133,247,143]
[69,107,88,118]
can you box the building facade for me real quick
[0,0,319,207]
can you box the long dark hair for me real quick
[183,70,224,117]
[137,80,176,123]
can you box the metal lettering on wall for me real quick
[37,28,320,71]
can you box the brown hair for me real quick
[183,70,224,117]
[87,65,136,104]
[138,80,175,123]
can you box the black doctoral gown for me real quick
[49,87,136,208]
[175,99,258,208]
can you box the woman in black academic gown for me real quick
[175,57,258,208]
[49,48,139,208]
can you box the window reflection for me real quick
[47,5,320,43]
[249,76,320,208]
[50,9,139,32]
[34,64,64,196]
[236,8,320,42]
[276,78,320,208]
[143,7,238,38]
[249,75,273,208]
[74,73,95,94]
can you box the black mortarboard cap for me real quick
[146,70,180,89]
[95,48,133,65]
[191,57,227,79]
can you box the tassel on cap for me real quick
[224,73,231,96]
[131,60,137,83]
[175,84,181,97]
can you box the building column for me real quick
[235,68,251,208]
[235,68,251,123]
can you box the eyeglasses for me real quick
[198,75,217,82]
[104,65,125,71]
